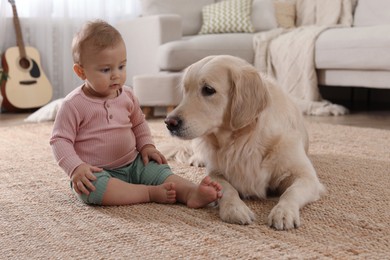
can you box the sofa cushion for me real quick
[133,73,182,106]
[315,25,390,70]
[140,0,214,36]
[353,0,390,26]
[157,33,254,71]
[274,0,296,28]
[199,0,255,34]
[251,0,278,31]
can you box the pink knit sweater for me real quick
[50,85,153,177]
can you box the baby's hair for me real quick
[72,19,123,64]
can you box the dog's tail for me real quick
[158,139,194,164]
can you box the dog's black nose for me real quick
[164,116,182,132]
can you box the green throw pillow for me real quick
[199,0,255,34]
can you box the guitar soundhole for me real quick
[19,57,30,69]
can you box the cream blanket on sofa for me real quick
[254,0,356,115]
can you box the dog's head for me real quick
[165,55,269,139]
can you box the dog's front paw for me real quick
[188,155,205,167]
[311,102,349,116]
[268,203,300,230]
[219,199,255,225]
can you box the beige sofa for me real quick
[116,0,390,116]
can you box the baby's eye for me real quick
[119,64,126,70]
[101,68,110,73]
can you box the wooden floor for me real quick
[304,110,390,130]
[0,112,31,127]
[1,108,389,130]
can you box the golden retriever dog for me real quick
[163,55,325,230]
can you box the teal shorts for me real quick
[71,154,173,205]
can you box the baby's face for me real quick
[81,40,127,98]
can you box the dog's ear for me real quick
[230,66,270,130]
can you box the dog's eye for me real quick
[201,84,216,96]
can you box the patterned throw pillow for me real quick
[140,0,214,36]
[199,0,255,34]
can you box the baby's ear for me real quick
[73,63,86,80]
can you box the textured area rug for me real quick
[0,120,389,259]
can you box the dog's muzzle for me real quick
[164,116,183,136]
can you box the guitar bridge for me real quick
[19,80,37,85]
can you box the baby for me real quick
[50,20,222,207]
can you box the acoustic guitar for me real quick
[1,0,53,112]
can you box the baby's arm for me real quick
[126,88,161,165]
[71,163,102,195]
[140,144,168,165]
[50,99,95,182]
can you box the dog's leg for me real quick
[268,165,325,230]
[188,140,206,167]
[209,171,256,225]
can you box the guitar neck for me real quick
[11,2,27,59]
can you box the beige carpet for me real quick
[1,119,389,259]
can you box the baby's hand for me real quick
[71,163,102,195]
[140,144,168,165]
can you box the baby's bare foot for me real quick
[149,182,176,204]
[187,176,222,208]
